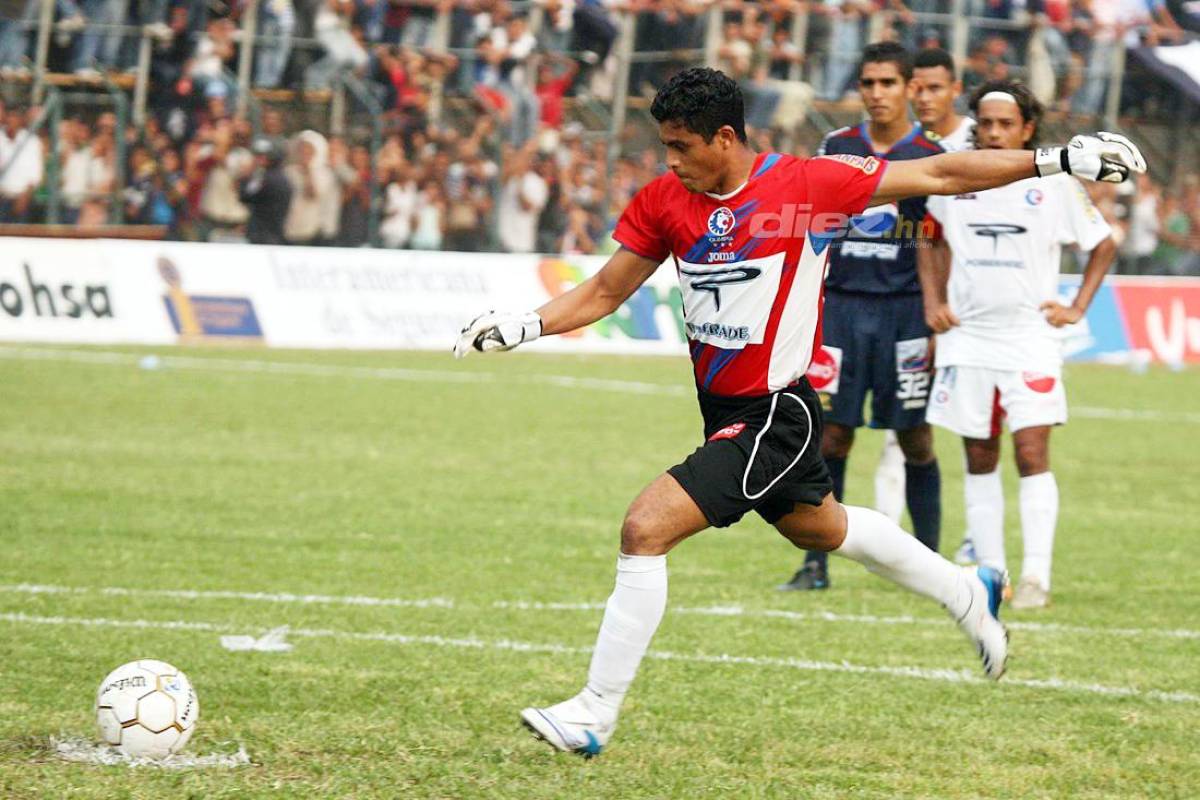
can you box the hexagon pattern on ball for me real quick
[95,659,199,759]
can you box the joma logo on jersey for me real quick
[707,251,737,262]
[679,266,762,311]
[969,222,1027,254]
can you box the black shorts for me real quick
[819,290,932,431]
[668,379,832,529]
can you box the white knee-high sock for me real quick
[834,505,973,619]
[584,553,668,724]
[1019,472,1058,589]
[965,470,1005,573]
[874,431,906,524]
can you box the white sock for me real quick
[965,470,1005,573]
[1019,471,1058,590]
[873,432,906,524]
[584,553,668,725]
[834,505,973,619]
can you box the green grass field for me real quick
[2,343,1198,799]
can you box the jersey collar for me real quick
[703,152,770,201]
[859,121,920,157]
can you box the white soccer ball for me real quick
[95,659,199,759]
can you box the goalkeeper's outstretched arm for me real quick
[454,247,661,357]
[869,132,1146,206]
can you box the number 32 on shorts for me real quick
[895,337,932,409]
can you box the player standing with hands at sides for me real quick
[909,47,983,565]
[869,47,977,532]
[455,67,1143,756]
[922,81,1120,610]
[780,42,945,593]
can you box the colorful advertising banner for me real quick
[1,238,1197,364]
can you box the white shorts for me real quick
[926,365,1068,439]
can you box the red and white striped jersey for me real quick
[614,151,887,397]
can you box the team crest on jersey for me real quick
[707,206,736,238]
[1025,188,1044,206]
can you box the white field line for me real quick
[1,611,1195,705]
[0,583,454,609]
[3,583,1197,641]
[0,346,691,397]
[493,599,1200,640]
[5,345,1196,415]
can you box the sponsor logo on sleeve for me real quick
[820,154,881,174]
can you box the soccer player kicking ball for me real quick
[922,81,1122,610]
[454,68,1143,756]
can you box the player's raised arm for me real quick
[868,132,1147,206]
[453,247,661,358]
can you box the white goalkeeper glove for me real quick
[1034,132,1146,183]
[453,310,542,358]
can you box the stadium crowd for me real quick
[0,0,1197,272]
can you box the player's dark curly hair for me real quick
[914,47,956,78]
[858,41,913,81]
[969,80,1044,149]
[650,67,747,144]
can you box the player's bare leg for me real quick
[774,493,1008,679]
[895,423,942,554]
[874,430,906,523]
[521,474,707,757]
[1011,425,1057,609]
[780,423,854,590]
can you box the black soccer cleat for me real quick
[777,561,830,591]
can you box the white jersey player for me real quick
[870,48,977,527]
[922,81,1119,610]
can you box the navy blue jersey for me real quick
[820,123,942,295]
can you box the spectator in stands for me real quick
[238,137,292,245]
[200,145,251,241]
[1156,179,1200,275]
[255,0,296,88]
[71,0,128,76]
[59,117,93,224]
[497,141,548,253]
[489,12,540,146]
[389,0,436,48]
[442,135,496,252]
[187,16,237,99]
[1122,172,1161,274]
[820,0,869,100]
[409,180,446,249]
[306,0,369,89]
[536,51,579,133]
[381,161,418,248]
[336,142,372,246]
[80,129,115,224]
[0,104,44,223]
[283,130,338,245]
